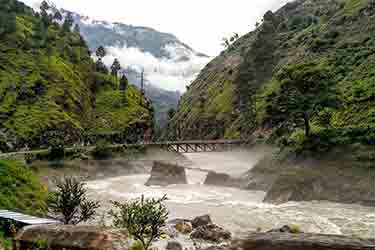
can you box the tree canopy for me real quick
[268,62,339,137]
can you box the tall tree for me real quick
[110,58,121,77]
[94,46,108,74]
[73,23,80,33]
[53,10,63,21]
[96,46,106,59]
[269,62,339,137]
[40,0,51,26]
[62,12,74,33]
[119,74,128,105]
[0,12,16,36]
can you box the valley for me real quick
[2,0,375,249]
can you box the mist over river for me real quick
[86,151,375,238]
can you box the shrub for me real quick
[131,241,145,250]
[91,142,112,160]
[48,176,100,225]
[47,140,65,161]
[109,195,169,250]
[0,230,12,250]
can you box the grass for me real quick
[0,160,49,216]
[344,0,369,16]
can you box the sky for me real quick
[21,0,292,56]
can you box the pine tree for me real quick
[62,12,74,33]
[119,74,128,105]
[40,0,51,26]
[110,58,121,77]
[73,23,80,33]
[96,46,106,59]
[95,46,108,74]
[53,11,62,21]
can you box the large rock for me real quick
[166,241,183,250]
[190,224,231,243]
[192,215,212,228]
[175,221,193,234]
[14,225,129,250]
[204,172,241,188]
[146,161,187,186]
[229,233,375,250]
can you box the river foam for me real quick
[86,151,375,238]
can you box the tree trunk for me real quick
[303,112,310,137]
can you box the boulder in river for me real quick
[192,214,212,228]
[204,171,242,188]
[15,225,129,250]
[190,224,231,243]
[175,221,193,234]
[229,232,375,250]
[166,241,183,250]
[145,161,187,186]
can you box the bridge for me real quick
[146,140,246,153]
[0,140,248,158]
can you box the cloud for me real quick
[102,44,211,92]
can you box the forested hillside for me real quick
[0,0,152,152]
[170,0,375,151]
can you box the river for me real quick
[86,151,375,238]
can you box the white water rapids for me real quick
[86,152,375,238]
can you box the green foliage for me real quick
[47,140,65,161]
[62,12,74,33]
[172,0,375,149]
[48,176,100,225]
[0,0,151,149]
[96,45,106,58]
[267,62,339,137]
[109,195,169,250]
[131,241,145,250]
[119,74,129,105]
[30,239,50,250]
[111,58,121,77]
[0,160,49,216]
[344,0,369,16]
[91,141,112,160]
[0,230,13,250]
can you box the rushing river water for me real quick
[86,151,375,238]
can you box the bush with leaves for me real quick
[109,195,169,250]
[48,176,100,225]
[91,141,113,160]
[48,140,65,161]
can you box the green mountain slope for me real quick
[0,0,152,151]
[171,0,375,149]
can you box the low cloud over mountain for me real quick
[102,43,210,92]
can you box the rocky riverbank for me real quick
[14,219,375,250]
[243,144,375,206]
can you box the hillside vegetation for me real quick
[0,160,48,215]
[0,0,152,151]
[171,0,375,152]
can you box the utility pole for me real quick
[140,69,145,96]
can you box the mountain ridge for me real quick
[0,0,152,151]
[170,0,375,150]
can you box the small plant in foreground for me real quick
[48,176,100,225]
[109,195,169,250]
